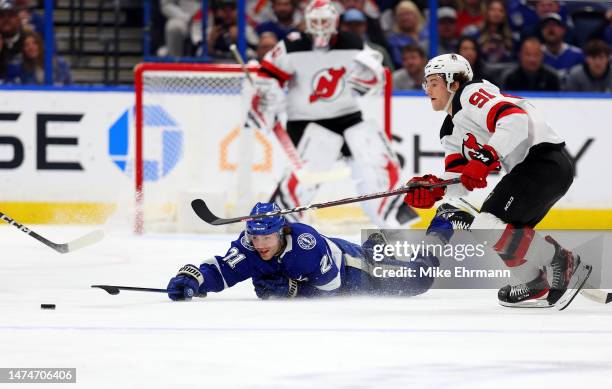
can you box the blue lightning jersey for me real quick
[195,223,436,297]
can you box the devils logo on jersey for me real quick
[309,67,346,103]
[462,133,483,161]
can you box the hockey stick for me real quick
[91,285,167,295]
[580,282,612,304]
[192,177,461,225]
[229,44,350,185]
[0,211,104,254]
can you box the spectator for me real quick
[456,35,495,82]
[564,40,612,93]
[255,32,278,62]
[503,37,560,91]
[6,31,72,85]
[392,44,426,90]
[456,0,484,36]
[207,0,259,60]
[0,0,25,64]
[340,8,394,69]
[338,0,388,50]
[540,12,584,77]
[433,6,459,55]
[256,0,303,40]
[15,0,43,37]
[386,0,425,68]
[473,0,513,63]
[160,0,200,57]
[0,33,6,82]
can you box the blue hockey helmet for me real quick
[245,202,286,236]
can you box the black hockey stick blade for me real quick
[91,285,168,295]
[192,178,461,226]
[0,212,104,253]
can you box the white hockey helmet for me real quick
[424,53,473,92]
[305,0,339,48]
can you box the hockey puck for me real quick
[40,304,56,310]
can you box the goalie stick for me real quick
[229,44,350,185]
[0,211,104,254]
[192,177,461,225]
[91,285,167,295]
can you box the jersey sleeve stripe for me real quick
[445,153,468,173]
[259,60,292,83]
[486,102,527,132]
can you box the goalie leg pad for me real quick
[344,120,405,227]
[271,123,344,221]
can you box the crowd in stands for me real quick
[157,0,612,92]
[1,0,610,92]
[0,0,72,86]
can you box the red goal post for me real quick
[134,62,392,234]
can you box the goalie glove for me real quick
[251,77,285,124]
[252,275,299,299]
[347,46,384,96]
[167,264,207,301]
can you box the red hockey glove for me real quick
[403,175,446,209]
[461,145,500,191]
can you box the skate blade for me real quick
[499,299,553,308]
[556,264,593,311]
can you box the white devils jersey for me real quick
[440,80,564,180]
[259,31,365,121]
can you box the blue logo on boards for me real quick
[108,105,183,181]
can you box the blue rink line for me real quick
[2,326,612,335]
[2,85,612,99]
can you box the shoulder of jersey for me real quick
[333,31,364,50]
[282,31,363,53]
[287,223,323,252]
[440,79,485,139]
[283,32,313,53]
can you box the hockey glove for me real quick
[253,275,299,300]
[461,145,500,191]
[347,47,384,96]
[403,175,446,209]
[167,264,207,301]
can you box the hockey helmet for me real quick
[423,53,473,92]
[305,0,339,48]
[246,202,286,236]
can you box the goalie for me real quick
[249,0,417,228]
[166,202,437,300]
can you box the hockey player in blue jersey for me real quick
[167,202,437,300]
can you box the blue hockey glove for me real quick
[253,275,299,299]
[167,264,207,301]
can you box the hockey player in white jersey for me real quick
[402,53,591,309]
[251,0,418,228]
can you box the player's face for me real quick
[251,233,283,260]
[423,74,451,111]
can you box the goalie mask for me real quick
[423,53,473,93]
[305,0,339,49]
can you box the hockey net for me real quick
[133,63,392,234]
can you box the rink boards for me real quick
[0,86,610,228]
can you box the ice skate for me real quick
[498,270,552,308]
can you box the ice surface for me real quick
[1,226,611,388]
